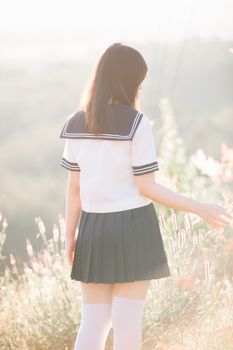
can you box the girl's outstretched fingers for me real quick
[196,203,233,228]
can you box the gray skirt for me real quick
[70,202,171,284]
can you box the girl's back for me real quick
[60,102,159,213]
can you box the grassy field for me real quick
[0,104,233,349]
[1,204,233,349]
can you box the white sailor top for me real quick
[59,103,159,213]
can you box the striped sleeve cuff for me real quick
[61,158,81,171]
[132,161,159,176]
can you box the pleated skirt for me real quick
[70,202,171,284]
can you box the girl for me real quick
[59,43,232,350]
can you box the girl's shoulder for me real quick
[59,109,85,139]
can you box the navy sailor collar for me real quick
[59,103,143,141]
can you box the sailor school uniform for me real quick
[60,103,171,283]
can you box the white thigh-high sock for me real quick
[111,296,146,350]
[73,303,112,350]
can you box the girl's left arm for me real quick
[64,171,82,265]
[65,171,82,240]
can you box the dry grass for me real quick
[1,203,233,349]
[1,106,233,349]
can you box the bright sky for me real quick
[0,0,232,61]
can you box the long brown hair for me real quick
[78,42,148,134]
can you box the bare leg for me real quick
[80,282,114,303]
[113,280,151,299]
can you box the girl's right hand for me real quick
[196,202,233,228]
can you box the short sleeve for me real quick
[131,115,159,176]
[61,139,81,172]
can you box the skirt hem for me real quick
[70,272,171,284]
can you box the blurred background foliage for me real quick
[0,38,232,272]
